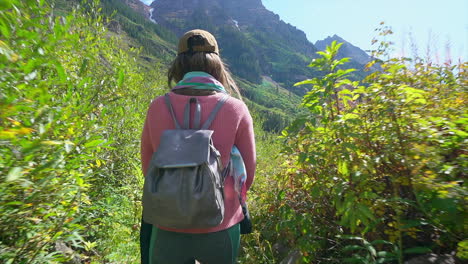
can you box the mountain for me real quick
[315,34,372,67]
[123,0,150,17]
[150,0,315,56]
[92,0,305,132]
[100,0,178,60]
[147,0,318,87]
[84,0,376,131]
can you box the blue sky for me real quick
[142,0,467,61]
[262,0,467,61]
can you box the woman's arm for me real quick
[141,114,153,176]
[234,105,256,198]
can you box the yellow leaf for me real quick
[438,190,449,198]
[17,127,34,135]
[6,117,20,126]
[0,40,18,62]
[0,130,16,139]
[0,127,35,137]
[42,140,63,145]
[82,198,92,205]
[10,53,19,62]
[28,217,42,224]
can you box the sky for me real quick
[141,0,467,61]
[262,0,467,61]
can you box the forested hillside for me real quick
[97,0,305,133]
[150,0,317,87]
[1,1,165,262]
[315,34,376,79]
[1,1,466,264]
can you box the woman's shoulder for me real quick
[148,92,249,113]
[223,95,249,113]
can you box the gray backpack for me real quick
[142,94,229,229]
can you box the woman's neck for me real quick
[172,88,217,96]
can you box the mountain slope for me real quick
[149,0,318,87]
[93,0,304,132]
[96,0,378,131]
[101,0,177,63]
[315,34,372,67]
[123,0,149,17]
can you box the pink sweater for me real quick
[141,92,256,233]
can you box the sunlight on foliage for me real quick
[0,0,165,262]
[271,33,467,263]
[1,2,466,264]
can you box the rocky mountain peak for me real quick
[136,0,318,84]
[125,0,150,16]
[149,0,264,9]
[149,0,267,28]
[149,0,314,54]
[315,35,371,66]
[327,34,346,42]
[219,0,264,9]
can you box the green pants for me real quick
[145,223,240,264]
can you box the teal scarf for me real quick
[173,71,227,93]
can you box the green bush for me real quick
[0,0,165,262]
[271,34,466,263]
[3,2,465,264]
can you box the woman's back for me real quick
[141,92,256,233]
[140,29,256,264]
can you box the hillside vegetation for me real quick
[1,1,163,262]
[150,0,319,87]
[98,0,305,133]
[1,1,466,264]
[242,38,467,263]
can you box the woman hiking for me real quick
[140,29,256,264]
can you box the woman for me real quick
[140,29,256,264]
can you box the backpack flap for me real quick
[153,129,215,168]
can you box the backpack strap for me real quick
[183,98,201,129]
[201,94,229,130]
[164,94,181,129]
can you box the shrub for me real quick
[275,35,466,263]
[0,0,165,262]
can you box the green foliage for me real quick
[2,1,465,264]
[237,114,284,264]
[457,240,468,260]
[239,77,304,133]
[0,0,165,262]
[218,26,263,83]
[156,7,318,88]
[274,34,467,263]
[338,236,398,264]
[218,25,316,87]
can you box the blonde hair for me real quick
[167,52,241,98]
